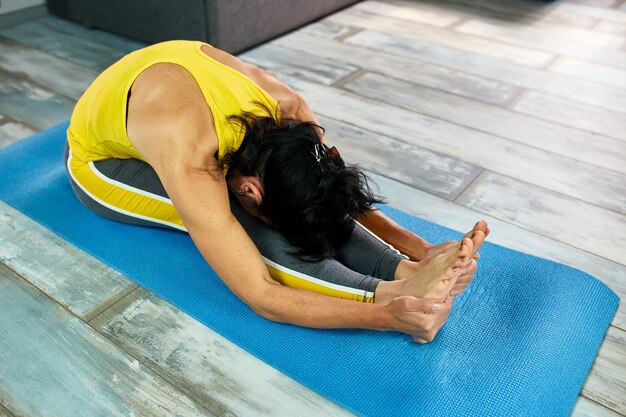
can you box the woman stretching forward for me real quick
[65,40,488,343]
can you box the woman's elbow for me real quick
[251,304,284,323]
[250,300,286,324]
[246,281,287,323]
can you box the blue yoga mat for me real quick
[0,122,619,417]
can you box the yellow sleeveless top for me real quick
[67,40,280,168]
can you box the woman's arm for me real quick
[357,209,432,261]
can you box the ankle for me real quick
[374,280,404,304]
[393,259,421,280]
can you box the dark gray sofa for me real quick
[47,0,360,53]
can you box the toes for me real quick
[471,230,486,255]
[447,265,463,279]
[459,238,473,264]
[453,257,467,268]
[450,285,468,297]
[445,241,462,254]
[482,222,490,237]
[438,242,462,262]
[442,238,472,267]
[476,220,489,235]
[462,237,473,253]
[464,221,489,240]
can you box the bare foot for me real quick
[425,220,489,259]
[375,238,472,304]
[404,221,489,300]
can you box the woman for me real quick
[65,40,488,343]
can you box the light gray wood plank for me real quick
[432,0,626,25]
[548,56,626,89]
[240,43,359,86]
[318,115,482,200]
[532,17,625,50]
[0,201,136,321]
[456,170,626,266]
[0,37,97,100]
[556,1,626,23]
[571,396,622,417]
[456,19,626,68]
[367,0,624,49]
[512,92,626,142]
[520,18,626,49]
[0,18,140,72]
[353,1,463,27]
[274,31,520,106]
[0,69,75,129]
[91,288,355,417]
[328,9,555,68]
[37,16,146,56]
[297,20,358,39]
[566,0,621,7]
[341,71,626,175]
[458,16,626,50]
[0,119,36,148]
[342,29,626,113]
[365,172,626,331]
[581,326,626,415]
[396,0,600,28]
[594,19,626,36]
[0,265,212,417]
[276,74,626,214]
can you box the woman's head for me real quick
[222,104,382,260]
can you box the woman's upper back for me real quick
[67,40,280,170]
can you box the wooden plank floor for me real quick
[0,0,624,415]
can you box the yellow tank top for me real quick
[67,40,280,169]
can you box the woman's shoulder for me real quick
[199,45,298,113]
[126,63,219,171]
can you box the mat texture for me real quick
[0,122,619,417]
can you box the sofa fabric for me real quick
[47,0,360,53]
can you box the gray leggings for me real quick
[65,143,405,302]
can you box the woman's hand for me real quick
[384,295,453,343]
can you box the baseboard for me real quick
[0,5,48,29]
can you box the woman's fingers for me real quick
[387,296,453,343]
[450,285,468,296]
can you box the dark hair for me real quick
[221,104,383,260]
